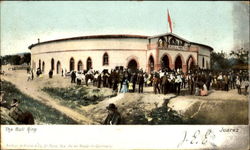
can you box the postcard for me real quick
[1,1,249,149]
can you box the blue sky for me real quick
[1,1,249,56]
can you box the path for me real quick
[2,69,94,124]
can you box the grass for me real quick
[42,86,105,107]
[1,81,77,124]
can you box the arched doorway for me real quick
[32,60,36,70]
[86,57,92,71]
[42,61,45,73]
[186,56,195,72]
[206,61,209,69]
[70,58,75,71]
[127,59,138,72]
[149,56,154,72]
[51,58,54,71]
[161,55,170,70]
[57,61,61,74]
[78,61,83,71]
[202,57,205,68]
[175,56,182,70]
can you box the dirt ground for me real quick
[1,66,248,124]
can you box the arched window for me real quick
[202,57,205,68]
[103,53,109,66]
[70,57,75,71]
[51,58,54,71]
[86,57,92,70]
[78,61,83,71]
[57,61,61,74]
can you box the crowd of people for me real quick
[65,67,249,96]
[26,66,249,96]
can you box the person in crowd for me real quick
[97,72,102,88]
[120,77,129,93]
[108,70,113,88]
[31,69,34,80]
[112,70,119,92]
[27,70,32,81]
[138,73,144,93]
[26,68,30,74]
[194,82,200,96]
[152,74,161,94]
[36,68,41,77]
[118,70,124,92]
[131,73,137,92]
[200,83,208,96]
[161,72,168,94]
[49,70,53,78]
[242,77,249,95]
[217,73,223,90]
[9,99,22,121]
[181,73,186,88]
[71,71,76,83]
[103,72,108,88]
[206,73,212,91]
[236,75,241,94]
[175,73,182,95]
[103,103,121,125]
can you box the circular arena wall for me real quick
[30,35,149,74]
[29,33,213,74]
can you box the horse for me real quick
[85,73,94,86]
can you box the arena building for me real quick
[28,33,213,74]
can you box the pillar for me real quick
[182,64,187,73]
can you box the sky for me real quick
[1,1,249,56]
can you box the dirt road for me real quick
[2,69,94,124]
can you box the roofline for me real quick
[28,34,149,49]
[148,32,190,43]
[148,32,213,51]
[190,42,213,51]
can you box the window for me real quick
[87,57,92,70]
[103,53,109,65]
[78,61,83,71]
[70,57,75,71]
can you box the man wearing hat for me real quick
[9,99,22,121]
[103,103,121,125]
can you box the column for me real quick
[182,64,187,73]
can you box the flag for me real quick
[167,10,173,33]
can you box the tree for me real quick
[230,48,249,65]
[210,51,230,70]
[20,53,31,64]
[10,55,21,65]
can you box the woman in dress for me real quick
[120,78,129,93]
[200,83,208,96]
